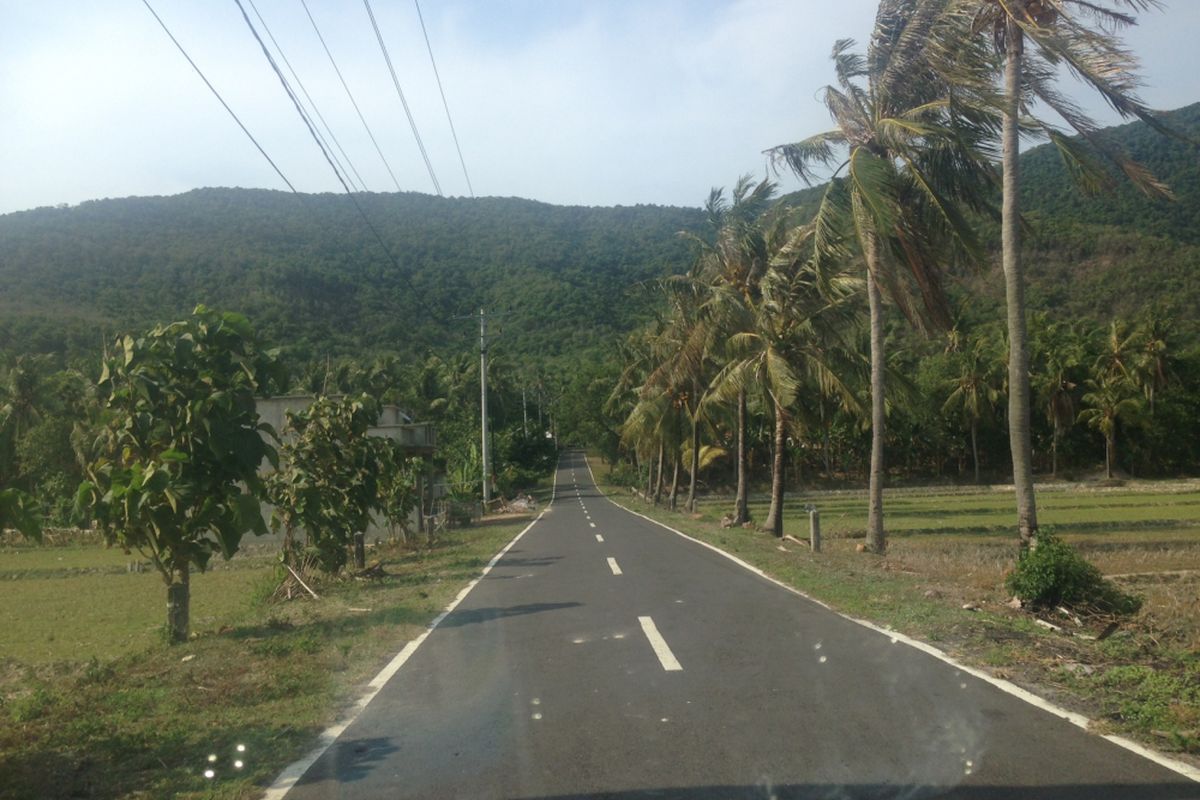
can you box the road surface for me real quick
[281,450,1199,799]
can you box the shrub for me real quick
[1005,531,1142,615]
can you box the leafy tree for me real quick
[265,394,385,574]
[78,307,284,643]
[379,448,423,545]
[0,487,41,542]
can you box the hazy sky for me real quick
[3,0,1198,214]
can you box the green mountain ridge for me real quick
[1,101,1198,362]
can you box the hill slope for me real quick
[1,102,1198,362]
[0,190,701,361]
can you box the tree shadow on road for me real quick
[440,601,583,628]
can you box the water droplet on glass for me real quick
[818,655,828,664]
[234,760,244,769]
[204,769,215,779]
[660,717,669,722]
[813,642,823,650]
[207,754,218,763]
[532,712,543,720]
[531,698,541,705]
[236,744,246,753]
[960,682,968,690]
[890,637,898,644]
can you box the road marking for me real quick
[638,615,682,672]
[263,458,561,798]
[606,557,622,575]
[595,534,604,542]
[589,522,596,528]
[583,460,1200,783]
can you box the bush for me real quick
[1006,531,1142,615]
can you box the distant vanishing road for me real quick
[278,450,1199,799]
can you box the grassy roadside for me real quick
[0,501,544,799]
[589,457,1200,766]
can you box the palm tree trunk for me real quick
[1003,20,1039,553]
[971,418,980,485]
[1107,427,1115,479]
[864,247,887,554]
[686,406,701,513]
[669,453,680,511]
[653,441,665,505]
[1051,422,1060,478]
[734,389,750,523]
[761,398,787,537]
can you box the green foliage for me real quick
[379,450,423,543]
[0,487,41,542]
[77,306,284,641]
[265,394,386,573]
[1005,531,1141,615]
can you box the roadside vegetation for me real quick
[0,510,543,799]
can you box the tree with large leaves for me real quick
[767,0,997,552]
[955,0,1174,551]
[942,332,1004,484]
[79,307,285,643]
[266,393,387,574]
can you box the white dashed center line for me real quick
[606,557,622,576]
[589,522,596,528]
[638,616,683,671]
[595,534,604,542]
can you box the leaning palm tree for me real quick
[709,217,861,537]
[953,0,1174,551]
[687,176,779,525]
[766,2,998,552]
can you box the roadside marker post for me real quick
[806,505,821,553]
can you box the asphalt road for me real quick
[281,450,1200,799]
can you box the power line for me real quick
[298,0,404,193]
[245,0,368,192]
[361,0,443,196]
[413,0,474,197]
[140,0,296,192]
[233,0,450,336]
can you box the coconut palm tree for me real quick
[954,0,1174,551]
[708,216,861,536]
[766,2,998,552]
[942,335,1003,483]
[1079,373,1143,479]
[1031,315,1088,477]
[687,176,778,524]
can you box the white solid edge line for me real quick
[607,556,623,575]
[638,615,683,671]
[582,454,1200,783]
[262,462,561,799]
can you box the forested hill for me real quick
[0,190,702,361]
[992,101,1200,325]
[2,101,1199,363]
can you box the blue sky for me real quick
[2,0,1197,214]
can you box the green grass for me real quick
[597,458,1200,762]
[0,496,546,799]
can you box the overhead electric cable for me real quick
[234,0,449,332]
[140,0,296,192]
[361,0,444,196]
[299,0,403,193]
[245,0,368,192]
[413,0,474,197]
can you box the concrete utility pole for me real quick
[479,308,491,504]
